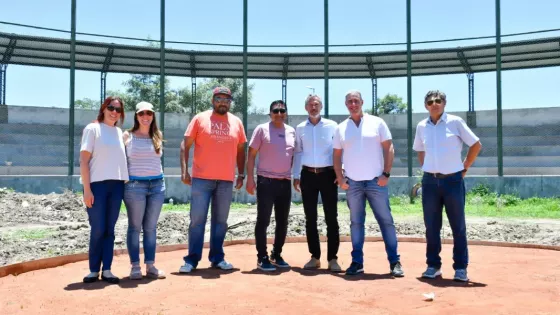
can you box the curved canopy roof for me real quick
[1,32,559,79]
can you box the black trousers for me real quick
[300,167,340,261]
[255,175,292,260]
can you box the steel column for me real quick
[406,0,413,177]
[100,72,107,105]
[159,0,166,169]
[68,0,76,179]
[191,77,197,115]
[282,56,289,103]
[496,0,503,177]
[468,73,474,112]
[0,64,6,105]
[324,0,329,117]
[372,78,377,115]
[242,0,248,140]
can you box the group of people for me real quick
[80,86,481,284]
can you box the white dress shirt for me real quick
[333,113,392,181]
[293,117,338,179]
[413,113,480,174]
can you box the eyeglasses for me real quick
[137,111,153,117]
[107,105,123,113]
[214,97,232,102]
[426,98,443,106]
[272,108,286,114]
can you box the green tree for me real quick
[74,98,100,110]
[376,93,407,114]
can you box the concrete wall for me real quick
[1,175,559,202]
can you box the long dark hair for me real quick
[129,111,164,154]
[97,96,125,126]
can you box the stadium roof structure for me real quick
[1,32,560,79]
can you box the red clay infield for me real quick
[1,241,559,315]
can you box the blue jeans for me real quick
[123,178,165,265]
[346,177,400,265]
[86,180,124,273]
[421,171,468,270]
[184,177,233,267]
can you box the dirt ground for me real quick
[1,189,559,267]
[0,242,559,315]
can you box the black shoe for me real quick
[270,254,290,268]
[390,261,405,277]
[257,256,276,272]
[83,275,98,283]
[345,262,364,275]
[101,275,120,284]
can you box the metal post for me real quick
[282,79,287,103]
[242,0,249,140]
[406,0,413,177]
[100,72,107,105]
[159,0,166,170]
[372,78,377,115]
[0,64,6,105]
[324,0,329,117]
[496,0,503,177]
[191,77,197,115]
[468,73,474,112]
[68,0,76,180]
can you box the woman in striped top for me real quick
[123,101,166,280]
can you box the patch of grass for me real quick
[8,228,55,241]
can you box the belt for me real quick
[303,166,333,174]
[424,171,458,179]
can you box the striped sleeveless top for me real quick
[125,133,164,180]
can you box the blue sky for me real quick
[1,0,560,115]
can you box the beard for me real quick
[214,105,229,115]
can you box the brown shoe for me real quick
[303,257,321,269]
[328,259,342,272]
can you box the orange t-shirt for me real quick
[185,110,247,182]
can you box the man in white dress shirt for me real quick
[293,94,341,272]
[413,90,481,282]
[333,90,404,277]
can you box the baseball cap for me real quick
[212,86,232,97]
[135,101,155,113]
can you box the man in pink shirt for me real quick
[246,100,295,272]
[179,87,247,273]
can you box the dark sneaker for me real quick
[345,262,364,275]
[257,256,276,272]
[271,254,290,268]
[390,261,404,277]
[421,267,442,279]
[453,269,469,282]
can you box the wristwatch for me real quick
[238,174,245,179]
[382,172,391,178]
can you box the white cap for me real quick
[135,101,155,113]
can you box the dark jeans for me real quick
[86,180,124,273]
[300,168,339,261]
[421,171,468,270]
[255,175,291,260]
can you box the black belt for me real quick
[424,171,459,179]
[303,166,333,174]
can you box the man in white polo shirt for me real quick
[333,90,404,277]
[293,94,341,272]
[413,90,481,282]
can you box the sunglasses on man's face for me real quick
[426,98,443,106]
[106,105,123,113]
[272,108,286,114]
[137,111,153,117]
[214,97,232,103]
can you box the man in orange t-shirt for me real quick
[178,87,247,273]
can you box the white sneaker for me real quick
[212,260,233,270]
[179,262,195,273]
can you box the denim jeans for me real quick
[86,180,124,273]
[123,178,165,265]
[421,171,468,270]
[346,177,400,265]
[255,176,292,260]
[184,177,233,267]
